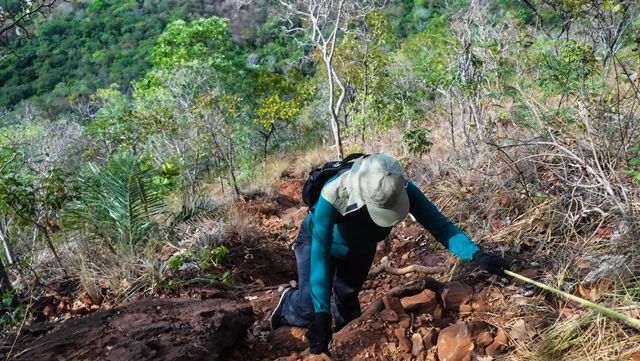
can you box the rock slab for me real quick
[13,297,254,361]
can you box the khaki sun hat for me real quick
[320,153,410,227]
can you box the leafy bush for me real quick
[0,289,26,330]
[198,245,229,270]
[402,127,433,156]
[624,144,640,182]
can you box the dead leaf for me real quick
[623,308,640,319]
[495,190,509,206]
[79,291,93,307]
[595,226,613,237]
[43,303,56,318]
[575,278,613,302]
[507,319,536,341]
[485,328,508,356]
[490,219,505,232]
[560,308,575,318]
[56,301,67,315]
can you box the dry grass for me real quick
[74,241,168,302]
[514,311,640,361]
[247,157,295,192]
[392,100,640,359]
[291,146,336,177]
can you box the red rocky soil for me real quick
[6,179,548,361]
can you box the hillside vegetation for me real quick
[1,0,640,359]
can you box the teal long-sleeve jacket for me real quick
[306,180,480,314]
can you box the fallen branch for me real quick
[505,270,640,329]
[368,264,449,278]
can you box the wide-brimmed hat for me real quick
[347,154,410,227]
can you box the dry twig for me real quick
[367,264,448,278]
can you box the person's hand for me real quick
[472,251,510,278]
[306,312,332,355]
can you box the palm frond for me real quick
[66,155,166,251]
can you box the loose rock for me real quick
[380,309,399,323]
[437,322,474,361]
[411,333,424,356]
[271,326,307,350]
[14,298,254,361]
[442,282,473,311]
[400,289,437,313]
[383,296,407,316]
[395,327,412,353]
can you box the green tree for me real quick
[253,70,315,159]
[85,85,150,160]
[334,12,421,143]
[0,0,220,110]
[152,17,236,70]
[133,16,248,197]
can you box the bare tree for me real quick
[1,217,14,266]
[0,217,13,295]
[278,0,385,159]
[142,66,243,199]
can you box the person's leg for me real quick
[331,244,377,331]
[279,220,317,327]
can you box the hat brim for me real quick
[366,189,410,227]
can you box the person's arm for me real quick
[309,196,337,313]
[306,196,337,355]
[406,181,510,276]
[406,181,479,260]
[407,181,480,261]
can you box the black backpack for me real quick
[302,153,365,210]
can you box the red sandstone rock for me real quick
[441,282,473,311]
[14,298,254,361]
[400,289,437,313]
[436,321,482,361]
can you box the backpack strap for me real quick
[342,153,366,163]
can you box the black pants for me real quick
[281,221,377,330]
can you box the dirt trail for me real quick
[7,179,546,361]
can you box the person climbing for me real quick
[269,153,510,355]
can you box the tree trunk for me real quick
[329,112,344,159]
[191,151,200,199]
[39,225,65,273]
[0,257,11,295]
[227,141,241,199]
[361,42,370,145]
[324,59,344,160]
[261,125,275,161]
[0,218,14,265]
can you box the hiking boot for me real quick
[269,287,292,331]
